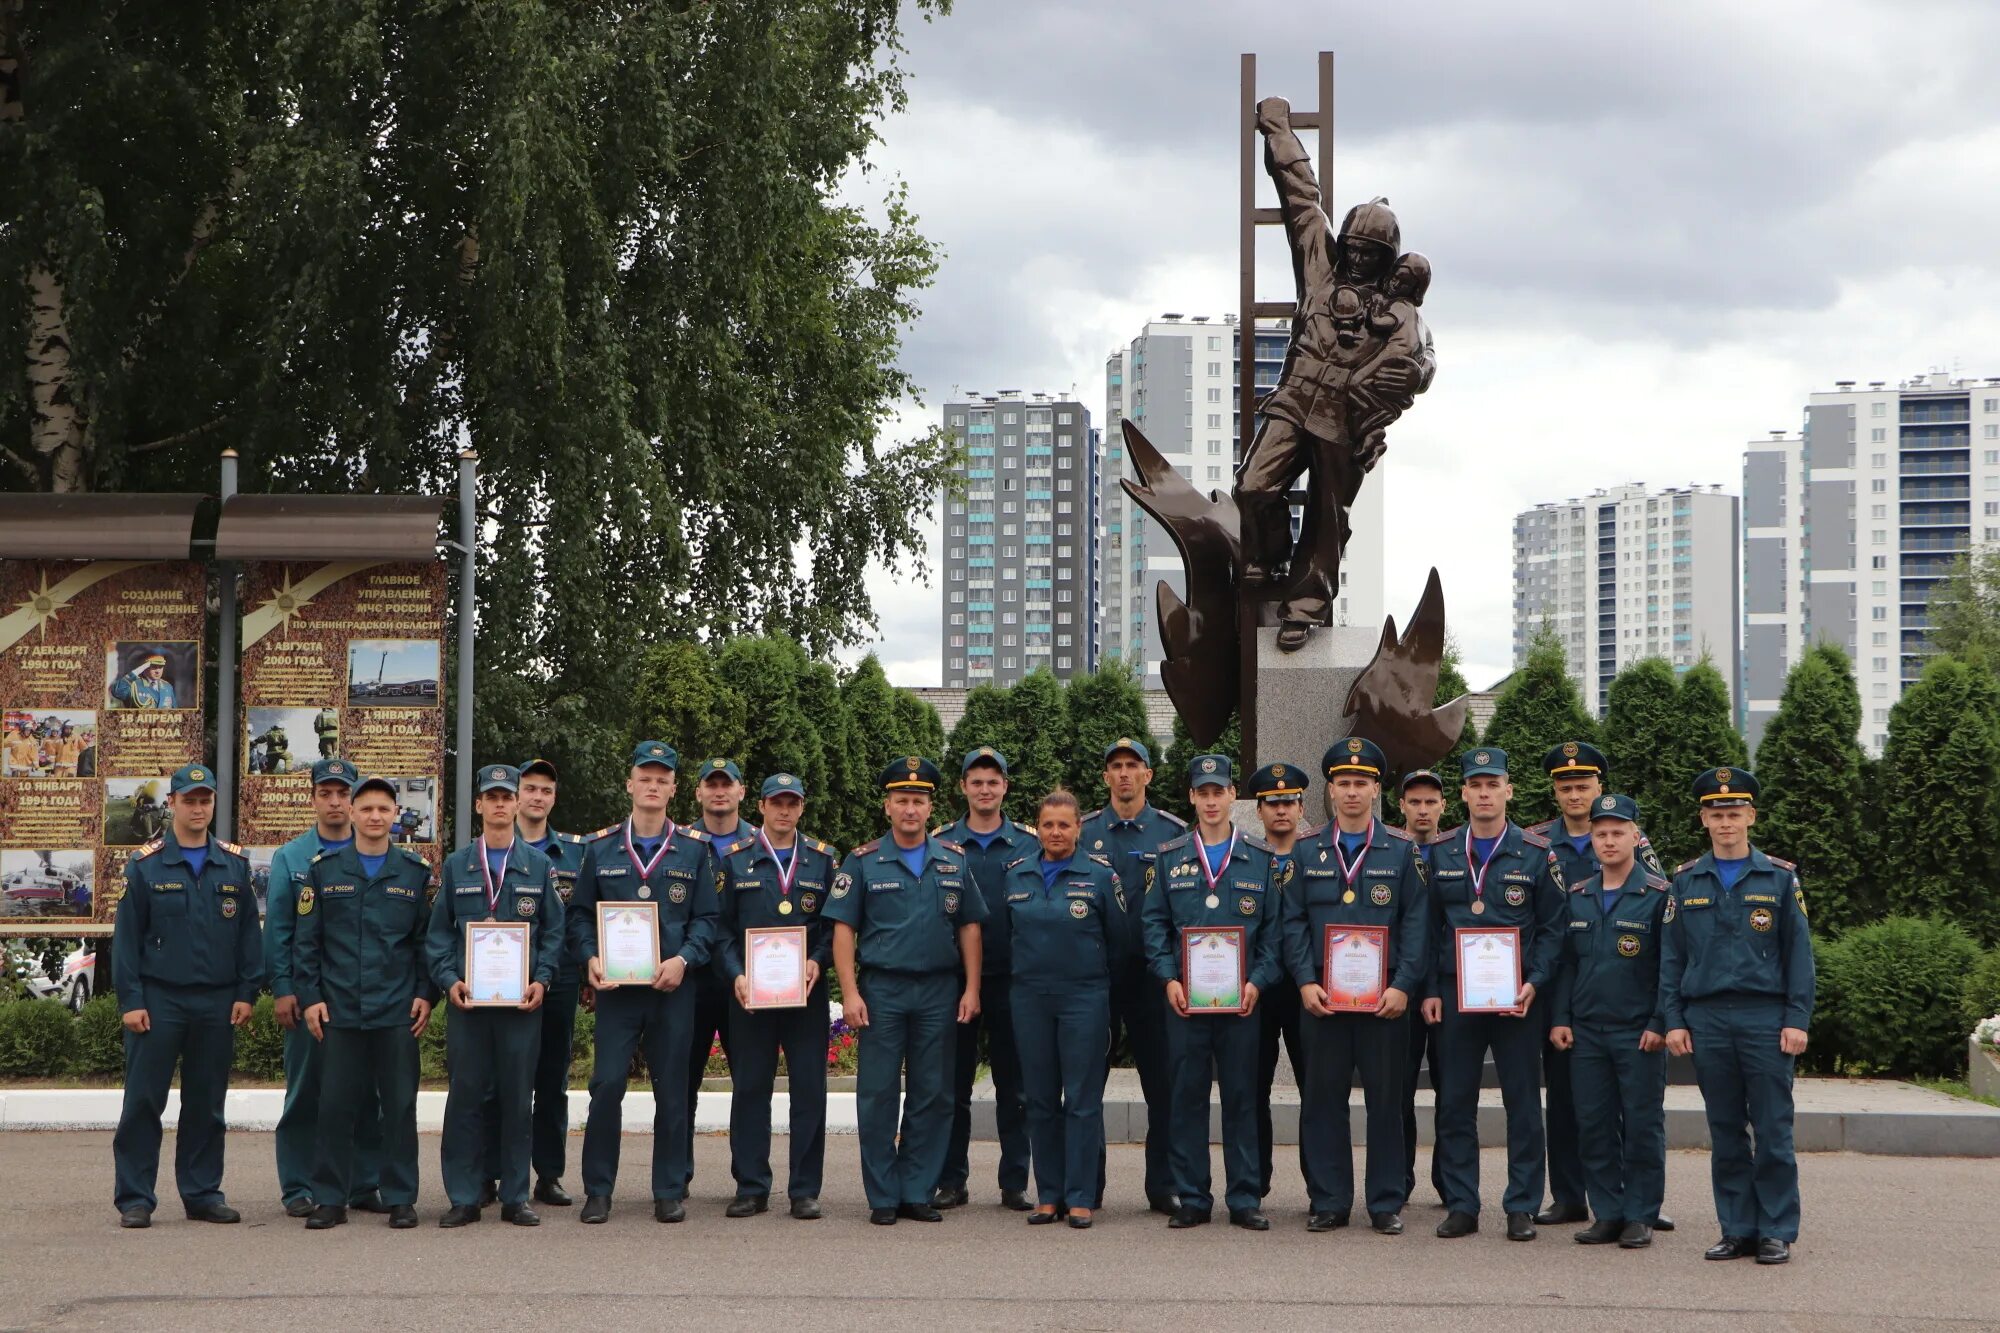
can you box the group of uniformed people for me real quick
[107,733,1814,1264]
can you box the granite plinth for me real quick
[1248,622,1381,817]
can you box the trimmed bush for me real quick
[1817,917,1981,1077]
[569,1008,594,1082]
[0,998,78,1077]
[70,993,126,1077]
[419,1005,450,1081]
[1964,949,2000,1030]
[231,995,286,1080]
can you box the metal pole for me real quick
[1238,52,1260,769]
[215,449,239,841]
[454,451,478,848]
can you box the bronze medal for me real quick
[1470,899,1485,915]
[1341,889,1356,904]
[778,899,793,915]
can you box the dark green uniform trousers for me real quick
[1569,1022,1666,1226]
[1403,1013,1444,1203]
[855,969,957,1210]
[482,982,577,1185]
[1434,989,1546,1216]
[684,971,731,1188]
[726,980,831,1200]
[1543,1011,1587,1209]
[1165,1008,1261,1214]
[1013,984,1110,1211]
[1256,980,1306,1199]
[1098,966,1174,1206]
[278,1022,381,1206]
[943,976,1028,1195]
[440,1007,541,1207]
[313,1025,421,1207]
[1300,1011,1407,1216]
[582,984,695,1201]
[1687,998,1800,1241]
[113,983,236,1214]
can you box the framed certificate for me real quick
[1322,925,1389,1013]
[1181,926,1247,1014]
[465,921,530,1006]
[597,902,660,986]
[745,926,808,1010]
[1455,926,1523,1013]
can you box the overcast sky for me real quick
[838,0,2000,689]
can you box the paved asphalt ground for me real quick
[3,1132,1997,1331]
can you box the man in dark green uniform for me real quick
[1286,738,1430,1234]
[1247,761,1310,1203]
[717,773,840,1219]
[1077,737,1185,1213]
[825,757,987,1225]
[267,757,382,1219]
[1526,741,1671,1230]
[568,741,721,1224]
[477,757,584,1208]
[426,765,563,1227]
[1421,748,1565,1241]
[1662,767,1815,1265]
[1547,793,1670,1249]
[1397,768,1446,1207]
[935,745,1035,1211]
[686,756,752,1191]
[294,776,437,1230]
[110,763,260,1228]
[1144,755,1285,1231]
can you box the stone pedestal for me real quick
[1972,1038,2000,1104]
[1246,622,1381,817]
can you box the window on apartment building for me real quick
[1058,589,1074,601]
[1871,478,1887,492]
[1873,682,1889,697]
[1989,527,2000,541]
[1207,362,1221,377]
[1207,439,1222,454]
[1208,336,1221,351]
[1989,476,2000,491]
[1872,402,1886,416]
[1872,606,1887,620]
[1869,453,1885,467]
[1002,412,1018,424]
[1206,414,1222,429]
[1057,456,1073,469]
[949,567,965,581]
[1058,545,1074,558]
[949,591,965,604]
[1872,632,1887,646]
[1873,581,1887,595]
[1206,388,1221,403]
[950,613,965,626]
[1871,505,1886,519]
[1986,398,1999,413]
[1058,634,1073,646]
[1870,428,1885,442]
[1988,449,2000,463]
[1207,467,1222,481]
[1872,556,1887,568]
[1058,412,1073,424]
[1058,478,1073,491]
[1003,588,1019,602]
[1987,503,2000,516]
[1871,530,1885,544]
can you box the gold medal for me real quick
[1470,898,1485,915]
[639,885,651,899]
[778,899,793,915]
[1342,889,1356,904]
[1205,894,1220,909]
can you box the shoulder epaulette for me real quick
[1645,873,1672,891]
[1382,824,1414,843]
[685,827,712,843]
[936,838,964,854]
[1159,832,1192,852]
[1013,821,1037,837]
[1087,852,1113,868]
[310,848,337,865]
[1157,810,1188,828]
[136,838,166,860]
[1571,874,1599,894]
[1519,827,1550,849]
[1242,833,1273,854]
[555,831,586,845]
[807,836,838,857]
[1524,819,1555,837]
[590,823,622,840]
[724,836,755,857]
[854,839,880,856]
[1436,824,1464,842]
[1676,858,1700,874]
[217,839,244,856]
[1766,854,1796,871]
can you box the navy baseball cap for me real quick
[1589,792,1639,823]
[1399,768,1444,794]
[760,773,806,799]
[169,763,217,795]
[477,764,520,794]
[310,757,358,788]
[1189,753,1234,790]
[354,775,400,801]
[1102,736,1152,766]
[519,758,559,782]
[698,757,743,784]
[630,740,678,771]
[961,745,1009,776]
[1459,747,1509,779]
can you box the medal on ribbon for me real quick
[1198,829,1236,910]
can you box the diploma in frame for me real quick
[597,901,660,986]
[745,925,809,1010]
[1321,924,1389,1013]
[1455,926,1523,1013]
[464,920,531,1006]
[1181,925,1247,1014]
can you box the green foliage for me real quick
[1650,659,1749,866]
[1478,624,1596,826]
[941,684,1020,823]
[0,998,75,1076]
[1963,949,2000,1029]
[231,995,286,1079]
[626,641,748,828]
[842,654,919,781]
[1159,710,1242,827]
[69,993,126,1077]
[1062,661,1156,812]
[1753,643,1874,933]
[570,1007,595,1084]
[1601,657,1681,834]
[419,1006,451,1082]
[1876,655,2000,943]
[1926,548,2000,665]
[1000,671,1072,821]
[1815,917,1981,1078]
[797,662,869,851]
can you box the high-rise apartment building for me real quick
[1099,313,1384,685]
[938,391,1097,688]
[1742,372,2000,753]
[1513,482,1741,717]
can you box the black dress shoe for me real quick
[654,1198,685,1223]
[477,1181,500,1207]
[501,1203,540,1226]
[1369,1212,1403,1235]
[869,1207,897,1225]
[1506,1211,1537,1241]
[931,1185,969,1210]
[1705,1235,1756,1260]
[1534,1200,1589,1226]
[1148,1194,1180,1217]
[389,1205,418,1229]
[118,1207,152,1229]
[1756,1237,1791,1265]
[1001,1188,1032,1212]
[1167,1206,1210,1229]
[1618,1222,1653,1249]
[1229,1208,1271,1231]
[184,1203,241,1224]
[725,1194,769,1219]
[305,1205,347,1230]
[1067,1212,1093,1229]
[1574,1219,1623,1245]
[348,1191,389,1214]
[1028,1209,1061,1226]
[439,1205,481,1228]
[580,1196,610,1224]
[896,1203,943,1222]
[1306,1211,1349,1232]
[283,1197,315,1219]
[1653,1214,1675,1232]
[790,1197,822,1221]
[534,1178,573,1207]
[1436,1211,1478,1238]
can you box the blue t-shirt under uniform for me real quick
[1039,857,1072,890]
[898,844,927,879]
[1715,856,1750,892]
[1200,837,1231,879]
[180,843,208,878]
[358,851,387,878]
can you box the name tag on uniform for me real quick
[1234,879,1263,893]
[1613,919,1650,932]
[155,881,185,891]
[1742,893,1778,904]
[1007,892,1032,903]
[1365,867,1395,878]
[324,883,357,896]
[1680,897,1712,908]
[455,883,483,895]
[1569,920,1590,931]
[598,866,629,878]
[1436,869,1464,879]
[385,885,418,900]
[939,877,964,890]
[1504,872,1533,884]
[735,879,763,890]
[666,867,695,881]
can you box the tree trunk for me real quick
[27,262,89,492]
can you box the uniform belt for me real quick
[1687,991,1783,1007]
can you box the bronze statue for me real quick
[1342,569,1466,783]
